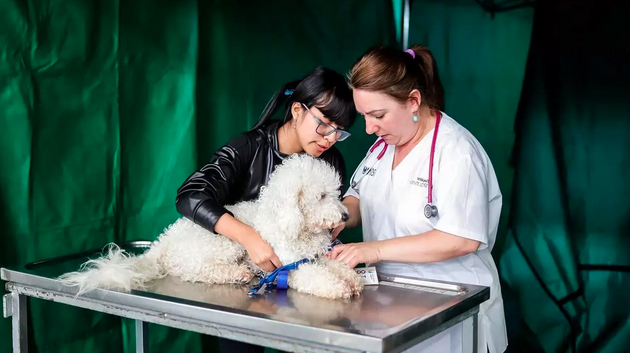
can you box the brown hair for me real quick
[348,44,445,111]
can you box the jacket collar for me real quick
[263,120,289,158]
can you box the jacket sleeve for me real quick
[175,133,253,233]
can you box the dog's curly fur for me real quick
[58,154,363,300]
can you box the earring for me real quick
[412,114,419,122]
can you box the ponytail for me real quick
[251,66,356,132]
[348,44,445,111]
[408,45,445,111]
[250,79,301,131]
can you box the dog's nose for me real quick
[341,212,349,222]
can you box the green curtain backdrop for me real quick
[6,0,629,353]
[499,1,630,353]
[405,0,535,262]
[0,0,395,352]
[404,1,536,349]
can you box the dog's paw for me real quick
[229,264,256,284]
[295,277,356,300]
[288,262,361,300]
[321,258,364,297]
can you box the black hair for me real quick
[251,66,357,131]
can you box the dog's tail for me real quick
[58,243,165,296]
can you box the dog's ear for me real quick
[276,185,304,240]
[255,155,314,242]
[258,177,304,242]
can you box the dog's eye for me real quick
[320,193,326,199]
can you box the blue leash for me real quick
[248,240,343,295]
[329,239,343,250]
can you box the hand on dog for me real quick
[329,242,381,269]
[243,233,283,272]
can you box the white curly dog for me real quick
[58,154,363,300]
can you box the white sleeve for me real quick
[343,159,361,199]
[342,138,382,200]
[344,184,360,200]
[433,155,490,249]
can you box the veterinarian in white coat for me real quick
[331,45,509,353]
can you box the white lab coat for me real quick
[345,112,508,353]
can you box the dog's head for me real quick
[258,154,348,243]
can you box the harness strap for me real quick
[248,258,309,295]
[248,240,344,295]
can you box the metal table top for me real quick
[1,241,489,353]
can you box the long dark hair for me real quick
[251,66,357,131]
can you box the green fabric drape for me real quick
[6,0,629,352]
[499,1,630,353]
[0,0,395,352]
[406,0,534,261]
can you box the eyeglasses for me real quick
[301,103,351,142]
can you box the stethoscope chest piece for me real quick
[424,203,438,219]
[351,111,444,221]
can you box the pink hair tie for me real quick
[405,49,415,59]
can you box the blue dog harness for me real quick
[248,240,342,295]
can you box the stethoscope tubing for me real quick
[349,111,443,218]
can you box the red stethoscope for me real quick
[350,111,442,219]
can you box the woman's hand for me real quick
[214,214,283,272]
[329,241,382,268]
[242,231,283,272]
[331,223,346,240]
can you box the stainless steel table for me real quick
[2,241,489,353]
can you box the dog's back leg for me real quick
[178,263,254,284]
[153,217,254,284]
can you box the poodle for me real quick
[58,154,363,300]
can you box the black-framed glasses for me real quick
[301,103,351,142]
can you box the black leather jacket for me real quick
[175,121,347,233]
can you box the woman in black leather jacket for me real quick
[175,66,357,353]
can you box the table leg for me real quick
[462,312,479,353]
[3,292,28,353]
[135,320,149,353]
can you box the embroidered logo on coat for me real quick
[362,166,377,176]
[409,177,428,188]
